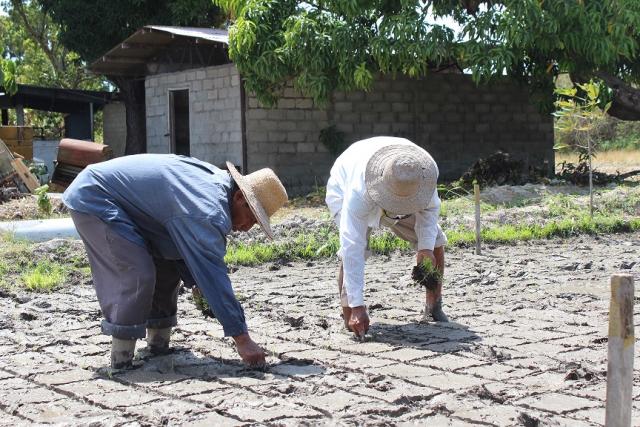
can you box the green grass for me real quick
[0,260,8,277]
[0,233,73,292]
[21,260,67,292]
[225,214,640,266]
[225,229,340,265]
[599,136,640,151]
[448,214,640,245]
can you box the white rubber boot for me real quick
[147,327,172,355]
[111,338,136,369]
[426,298,449,322]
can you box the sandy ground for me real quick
[1,233,639,426]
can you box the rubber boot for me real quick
[426,298,449,322]
[147,327,172,355]
[111,338,136,369]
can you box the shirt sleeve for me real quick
[338,191,371,307]
[414,190,442,251]
[165,216,247,337]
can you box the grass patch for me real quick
[0,233,73,292]
[225,229,340,265]
[449,214,640,245]
[0,260,8,277]
[226,214,640,266]
[369,233,411,254]
[21,260,67,292]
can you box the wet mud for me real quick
[1,233,639,425]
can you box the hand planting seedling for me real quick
[411,258,442,291]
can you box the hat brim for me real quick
[226,162,274,239]
[365,145,438,215]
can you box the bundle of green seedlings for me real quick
[411,258,442,290]
[191,287,215,318]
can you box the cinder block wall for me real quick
[245,84,331,194]
[102,102,127,157]
[245,73,554,195]
[145,63,242,167]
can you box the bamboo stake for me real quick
[588,137,594,218]
[474,183,481,255]
[605,273,634,427]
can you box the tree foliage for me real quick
[1,0,105,90]
[1,0,107,134]
[216,0,640,117]
[0,59,17,95]
[38,0,226,153]
[39,0,226,63]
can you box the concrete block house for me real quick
[91,26,554,195]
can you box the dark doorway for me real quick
[169,89,190,156]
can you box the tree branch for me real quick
[10,0,63,80]
[595,71,640,121]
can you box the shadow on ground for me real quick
[366,321,481,352]
[102,347,327,384]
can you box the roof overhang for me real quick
[89,26,230,77]
[0,84,116,113]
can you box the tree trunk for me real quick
[595,71,640,121]
[109,76,147,154]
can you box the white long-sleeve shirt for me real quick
[325,137,441,307]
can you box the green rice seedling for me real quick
[191,287,215,318]
[225,243,276,265]
[411,257,442,290]
[21,261,66,292]
[544,194,582,218]
[369,232,410,255]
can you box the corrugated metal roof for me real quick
[145,26,229,44]
[89,26,230,77]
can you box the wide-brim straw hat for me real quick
[365,144,438,215]
[226,161,288,239]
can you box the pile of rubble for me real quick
[0,186,24,203]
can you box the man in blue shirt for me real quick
[63,154,288,369]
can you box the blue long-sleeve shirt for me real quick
[62,154,247,337]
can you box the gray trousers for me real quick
[339,215,447,307]
[70,210,181,340]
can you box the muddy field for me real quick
[0,233,639,426]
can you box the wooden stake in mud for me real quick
[474,183,481,255]
[605,273,634,427]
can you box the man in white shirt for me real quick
[325,136,448,338]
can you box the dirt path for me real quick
[1,234,639,425]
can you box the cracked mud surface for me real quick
[1,234,639,426]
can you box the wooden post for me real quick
[16,104,24,126]
[588,137,594,218]
[474,183,481,255]
[605,273,634,427]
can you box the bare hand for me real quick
[348,306,370,338]
[233,333,266,367]
[416,249,436,267]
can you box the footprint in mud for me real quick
[19,312,37,321]
[518,412,540,427]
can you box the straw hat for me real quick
[365,144,438,215]
[226,162,288,239]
